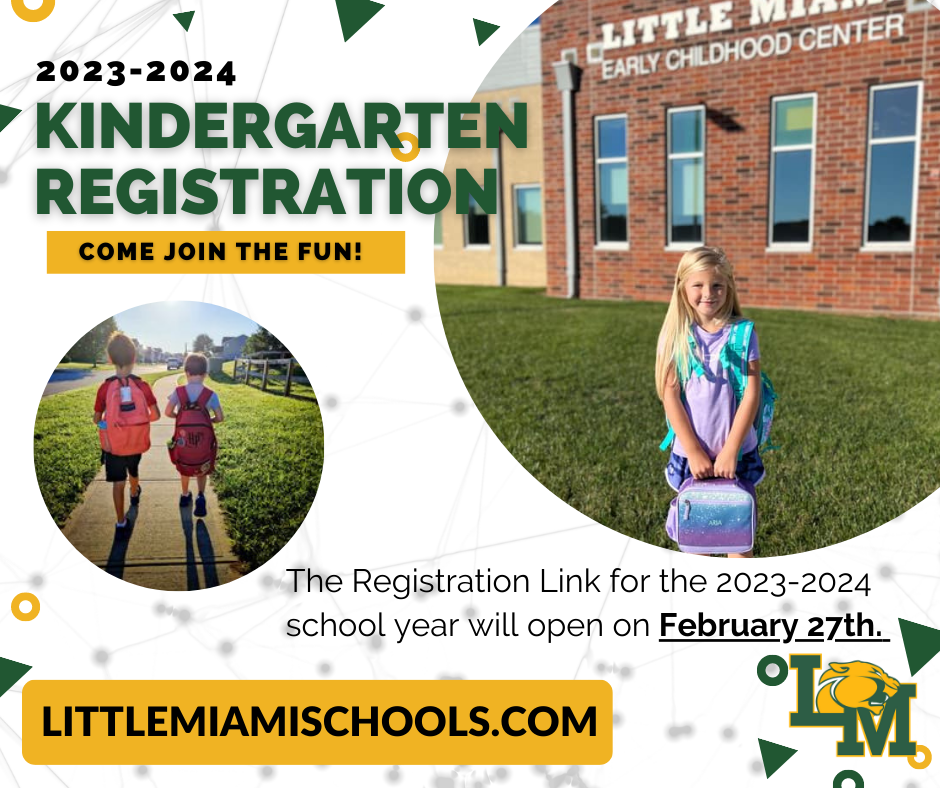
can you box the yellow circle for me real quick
[909,745,932,770]
[11,0,55,22]
[11,592,40,621]
[391,132,420,163]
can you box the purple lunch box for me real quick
[666,478,755,555]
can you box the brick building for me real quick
[435,22,546,287]
[541,0,940,316]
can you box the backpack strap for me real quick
[659,428,675,452]
[721,319,753,405]
[737,320,755,402]
[725,320,759,459]
[194,387,213,411]
[175,386,189,410]
[681,332,706,383]
[102,377,121,410]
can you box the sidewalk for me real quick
[61,375,241,591]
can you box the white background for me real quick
[1,0,939,786]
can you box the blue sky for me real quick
[113,301,258,354]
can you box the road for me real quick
[43,364,165,397]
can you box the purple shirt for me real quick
[673,323,760,459]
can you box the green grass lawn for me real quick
[35,388,103,525]
[55,362,97,371]
[34,369,179,525]
[438,286,940,556]
[210,365,323,569]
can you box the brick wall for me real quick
[435,84,547,287]
[541,0,940,316]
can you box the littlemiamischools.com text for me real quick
[42,702,597,740]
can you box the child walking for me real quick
[94,332,161,530]
[165,353,223,518]
[655,247,763,558]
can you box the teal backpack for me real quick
[660,319,777,453]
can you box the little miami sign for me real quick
[586,0,906,77]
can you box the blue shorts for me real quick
[666,448,765,492]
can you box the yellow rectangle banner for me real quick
[46,231,405,274]
[22,680,611,765]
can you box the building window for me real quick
[513,184,543,247]
[434,213,443,248]
[865,82,922,247]
[594,114,628,244]
[464,195,490,248]
[667,106,705,247]
[769,94,816,247]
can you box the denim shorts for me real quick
[665,447,765,492]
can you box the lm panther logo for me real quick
[759,654,931,768]
[815,660,899,716]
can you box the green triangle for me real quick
[0,105,22,136]
[335,0,384,42]
[173,11,195,32]
[899,618,940,676]
[473,18,499,46]
[757,739,797,778]
[0,657,31,699]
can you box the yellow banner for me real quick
[46,232,405,274]
[23,680,611,765]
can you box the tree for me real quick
[244,326,289,355]
[193,333,214,354]
[63,316,118,366]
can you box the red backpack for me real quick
[168,386,218,476]
[99,377,151,456]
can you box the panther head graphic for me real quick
[816,661,900,716]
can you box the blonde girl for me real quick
[655,246,763,558]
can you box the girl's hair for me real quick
[654,246,742,400]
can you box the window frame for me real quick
[666,105,706,251]
[862,80,923,252]
[512,183,544,250]
[767,92,817,252]
[593,113,630,250]
[463,193,491,250]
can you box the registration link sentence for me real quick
[287,568,653,600]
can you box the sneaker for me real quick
[115,520,127,530]
[130,484,142,507]
[179,492,193,508]
[194,493,207,518]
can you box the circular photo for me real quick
[434,4,940,556]
[35,301,323,590]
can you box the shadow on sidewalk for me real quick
[104,505,138,579]
[180,507,219,590]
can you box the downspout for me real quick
[553,61,582,299]
[494,132,506,286]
